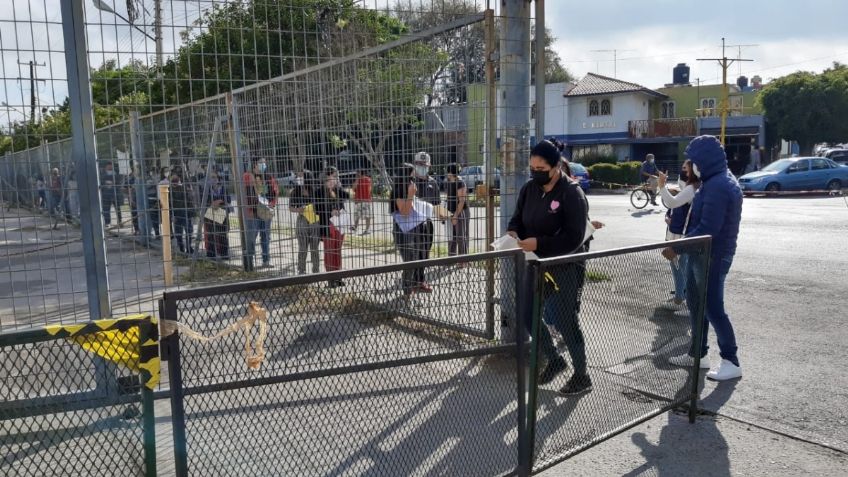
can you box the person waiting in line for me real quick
[667,135,744,381]
[411,151,441,259]
[47,168,65,229]
[352,169,373,235]
[658,159,701,310]
[314,167,348,287]
[508,140,593,396]
[204,170,231,260]
[289,171,321,275]
[640,153,660,205]
[391,174,433,294]
[444,163,469,258]
[243,157,279,269]
[169,171,195,254]
[100,161,123,228]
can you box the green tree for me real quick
[758,63,848,155]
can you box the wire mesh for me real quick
[0,318,156,477]
[163,251,522,476]
[2,1,526,335]
[527,238,711,473]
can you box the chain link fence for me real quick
[161,250,525,476]
[0,316,158,476]
[525,237,711,473]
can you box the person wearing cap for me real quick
[444,163,469,257]
[507,140,593,396]
[412,151,440,265]
[666,135,743,381]
[640,153,660,205]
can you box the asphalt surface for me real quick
[540,193,848,476]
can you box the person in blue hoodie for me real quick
[666,135,743,381]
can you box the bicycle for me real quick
[630,183,655,209]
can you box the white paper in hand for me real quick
[330,211,353,229]
[491,234,538,261]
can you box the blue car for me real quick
[569,162,591,193]
[738,157,848,194]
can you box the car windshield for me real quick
[760,159,794,172]
[570,163,587,174]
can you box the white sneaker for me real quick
[668,354,711,369]
[706,359,742,381]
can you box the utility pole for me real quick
[17,60,46,122]
[697,38,753,145]
[155,0,164,72]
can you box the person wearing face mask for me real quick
[410,152,440,263]
[658,160,701,310]
[666,135,743,381]
[314,167,349,287]
[243,157,279,269]
[640,153,660,206]
[507,140,592,396]
[100,161,123,228]
[204,171,231,260]
[289,171,321,274]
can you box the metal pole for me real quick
[60,0,111,320]
[534,0,546,142]
[159,185,174,286]
[499,0,532,344]
[484,8,497,338]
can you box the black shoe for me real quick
[558,374,593,396]
[538,357,567,385]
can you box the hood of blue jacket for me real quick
[685,135,727,180]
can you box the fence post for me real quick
[226,93,251,271]
[688,246,712,423]
[161,298,189,477]
[139,318,158,477]
[60,0,111,320]
[515,254,533,477]
[160,184,174,286]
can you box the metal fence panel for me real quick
[526,237,711,473]
[162,250,524,476]
[0,317,158,477]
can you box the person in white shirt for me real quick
[658,160,701,309]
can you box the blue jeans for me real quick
[670,253,689,301]
[537,263,588,377]
[686,254,738,366]
[246,217,271,265]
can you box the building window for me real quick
[600,99,612,115]
[700,98,717,116]
[588,100,599,116]
[661,101,676,118]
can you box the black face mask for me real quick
[531,169,553,187]
[680,171,689,182]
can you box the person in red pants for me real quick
[314,167,349,287]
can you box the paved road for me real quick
[543,193,848,475]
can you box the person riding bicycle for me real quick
[640,153,659,205]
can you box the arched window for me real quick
[588,100,599,116]
[668,102,675,118]
[661,103,668,118]
[600,99,612,115]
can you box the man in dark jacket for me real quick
[667,135,743,381]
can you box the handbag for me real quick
[204,207,227,225]
[256,196,275,221]
[302,204,319,225]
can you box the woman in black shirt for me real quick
[289,171,320,274]
[391,175,432,294]
[507,140,592,396]
[445,163,470,257]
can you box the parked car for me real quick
[824,149,848,166]
[738,157,848,194]
[460,165,501,192]
[569,162,591,193]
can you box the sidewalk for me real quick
[542,409,848,476]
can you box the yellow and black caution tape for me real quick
[45,315,160,390]
[160,301,268,370]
